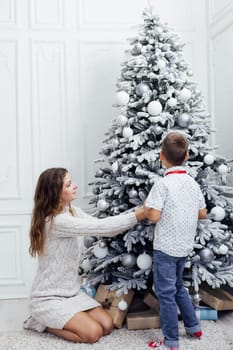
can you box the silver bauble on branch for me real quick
[115,91,130,105]
[203,154,215,165]
[136,83,150,96]
[99,240,107,248]
[121,253,137,268]
[97,199,109,211]
[210,206,225,221]
[147,100,162,115]
[132,42,142,55]
[129,189,138,199]
[92,187,100,195]
[186,69,193,77]
[177,113,191,128]
[95,169,104,177]
[153,125,163,135]
[199,248,214,264]
[84,236,97,249]
[192,293,201,305]
[136,252,152,270]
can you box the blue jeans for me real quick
[153,250,200,348]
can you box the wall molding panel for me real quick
[0,0,209,311]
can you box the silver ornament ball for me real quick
[121,253,137,268]
[177,113,191,128]
[199,248,214,264]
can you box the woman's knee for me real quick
[102,314,114,335]
[86,322,103,343]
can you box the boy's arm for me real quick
[198,208,207,219]
[144,204,161,223]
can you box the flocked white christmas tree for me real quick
[81,7,233,300]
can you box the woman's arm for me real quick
[50,210,141,238]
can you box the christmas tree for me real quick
[81,8,233,299]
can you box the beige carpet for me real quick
[0,321,232,350]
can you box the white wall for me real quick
[207,0,233,160]
[0,0,209,329]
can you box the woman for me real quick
[24,167,145,343]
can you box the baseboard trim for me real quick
[0,298,28,331]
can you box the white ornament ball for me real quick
[179,87,192,101]
[167,97,177,108]
[147,100,162,115]
[115,91,130,105]
[219,244,228,255]
[137,252,152,270]
[218,164,228,175]
[118,299,128,311]
[117,114,128,126]
[123,127,133,139]
[129,189,138,198]
[111,161,118,173]
[210,206,225,221]
[81,258,91,272]
[136,83,150,96]
[97,199,109,211]
[177,113,191,128]
[203,154,215,165]
[157,59,166,70]
[153,125,163,135]
[93,244,108,258]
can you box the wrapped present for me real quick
[199,284,233,310]
[95,284,134,328]
[126,310,160,330]
[143,292,160,312]
[195,305,218,320]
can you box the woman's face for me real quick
[60,172,78,206]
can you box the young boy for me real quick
[144,132,207,350]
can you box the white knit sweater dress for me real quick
[23,206,137,332]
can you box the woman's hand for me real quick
[135,207,146,221]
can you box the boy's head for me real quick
[161,132,188,166]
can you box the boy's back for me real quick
[145,167,205,257]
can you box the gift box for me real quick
[126,310,160,330]
[199,284,233,310]
[95,284,134,328]
[195,305,218,320]
[143,292,160,312]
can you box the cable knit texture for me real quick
[23,206,137,331]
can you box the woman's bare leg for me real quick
[87,306,114,335]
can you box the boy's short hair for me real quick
[162,132,188,166]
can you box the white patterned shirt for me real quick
[145,166,206,257]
